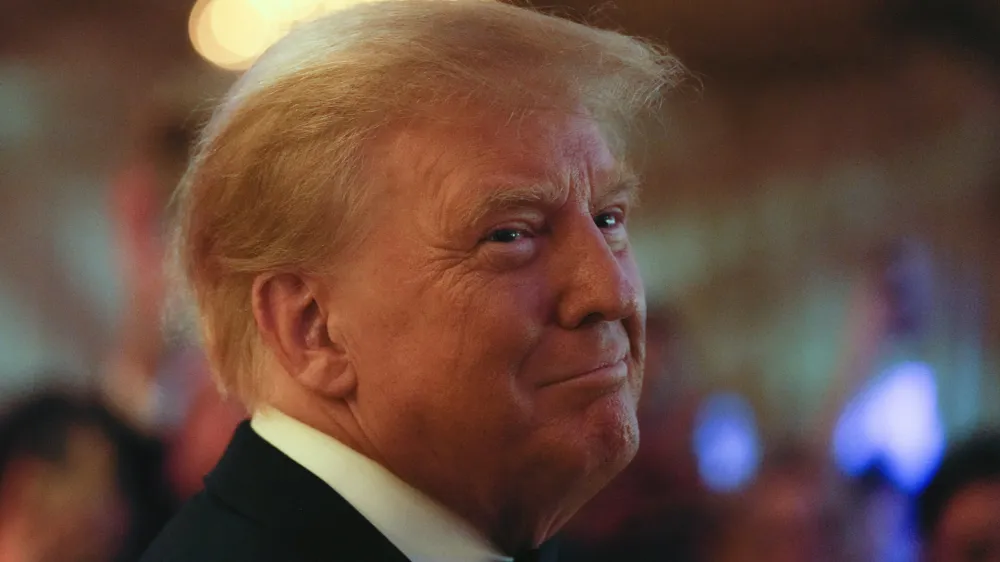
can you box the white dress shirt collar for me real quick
[251,408,512,562]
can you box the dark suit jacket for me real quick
[139,421,412,562]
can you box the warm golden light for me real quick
[249,0,321,22]
[189,0,407,71]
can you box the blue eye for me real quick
[486,229,525,243]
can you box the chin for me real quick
[551,390,639,531]
[577,384,641,483]
[506,387,639,545]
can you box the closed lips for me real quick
[541,350,628,387]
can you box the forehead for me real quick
[380,109,628,207]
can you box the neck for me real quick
[265,393,575,555]
[457,473,586,554]
[266,392,388,468]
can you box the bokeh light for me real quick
[833,361,946,492]
[693,393,762,493]
[188,0,402,71]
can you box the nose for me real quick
[554,217,641,329]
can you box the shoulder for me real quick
[139,492,301,562]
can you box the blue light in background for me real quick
[833,361,945,492]
[693,393,762,493]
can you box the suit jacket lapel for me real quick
[205,422,411,562]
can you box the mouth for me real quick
[540,354,629,389]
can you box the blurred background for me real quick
[1,0,998,561]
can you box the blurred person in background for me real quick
[0,392,127,562]
[140,1,684,560]
[706,443,848,562]
[703,258,902,562]
[917,431,1000,562]
[84,73,243,560]
[102,73,243,503]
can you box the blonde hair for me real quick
[171,0,685,408]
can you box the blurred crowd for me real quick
[0,101,243,562]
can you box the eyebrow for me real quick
[454,181,563,228]
[592,170,641,212]
[454,168,641,230]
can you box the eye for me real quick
[485,228,527,243]
[479,225,539,269]
[594,210,624,229]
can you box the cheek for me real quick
[351,276,551,464]
[620,249,645,304]
[621,251,646,344]
[353,268,547,406]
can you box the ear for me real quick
[251,273,356,399]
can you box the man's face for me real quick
[27,426,127,562]
[329,109,646,537]
[930,481,1000,562]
